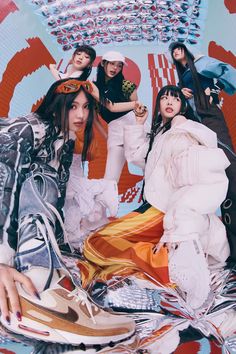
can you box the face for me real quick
[104,61,123,79]
[159,92,182,123]
[69,90,90,132]
[72,51,91,71]
[172,47,186,63]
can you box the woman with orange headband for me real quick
[0,78,135,346]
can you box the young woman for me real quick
[94,50,141,182]
[0,78,135,345]
[49,44,96,81]
[82,85,230,310]
[169,41,236,263]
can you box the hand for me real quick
[0,264,39,323]
[134,102,148,125]
[88,81,100,101]
[204,87,213,104]
[181,87,193,99]
[152,243,179,254]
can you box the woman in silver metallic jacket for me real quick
[0,78,136,346]
[0,78,94,313]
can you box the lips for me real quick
[165,108,173,113]
[74,122,83,127]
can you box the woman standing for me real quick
[169,41,236,263]
[94,51,140,182]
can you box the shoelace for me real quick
[20,210,99,322]
[38,208,100,325]
[67,288,97,324]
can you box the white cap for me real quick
[102,51,127,65]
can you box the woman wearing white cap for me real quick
[92,50,144,182]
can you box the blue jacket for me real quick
[182,55,236,95]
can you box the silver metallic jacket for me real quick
[0,113,74,265]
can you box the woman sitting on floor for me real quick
[80,85,230,310]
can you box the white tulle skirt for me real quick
[64,154,118,250]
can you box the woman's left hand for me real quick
[88,81,100,101]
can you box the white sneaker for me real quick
[169,239,211,309]
[1,276,135,346]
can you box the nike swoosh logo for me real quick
[25,298,79,322]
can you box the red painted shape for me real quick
[174,341,200,353]
[210,340,223,354]
[224,0,236,13]
[0,37,55,116]
[0,0,18,23]
[0,348,16,354]
[208,41,236,69]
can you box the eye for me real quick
[83,103,90,110]
[70,104,77,110]
[161,95,167,100]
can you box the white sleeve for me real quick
[0,244,15,266]
[167,133,230,188]
[124,124,149,170]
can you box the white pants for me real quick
[104,111,136,182]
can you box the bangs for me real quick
[162,87,182,98]
[171,45,185,53]
[156,84,186,114]
[159,85,182,99]
[74,46,96,62]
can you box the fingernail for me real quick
[16,311,22,321]
[5,316,10,324]
[34,291,41,300]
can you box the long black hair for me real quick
[35,78,94,162]
[71,45,96,80]
[145,85,187,162]
[95,61,127,105]
[169,42,209,111]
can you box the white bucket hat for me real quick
[102,51,127,65]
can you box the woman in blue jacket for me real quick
[169,41,236,263]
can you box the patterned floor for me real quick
[0,266,235,353]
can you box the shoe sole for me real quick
[1,313,136,346]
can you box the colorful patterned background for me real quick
[0,1,236,352]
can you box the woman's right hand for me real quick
[134,102,148,125]
[0,264,39,323]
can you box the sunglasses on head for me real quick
[55,80,93,94]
